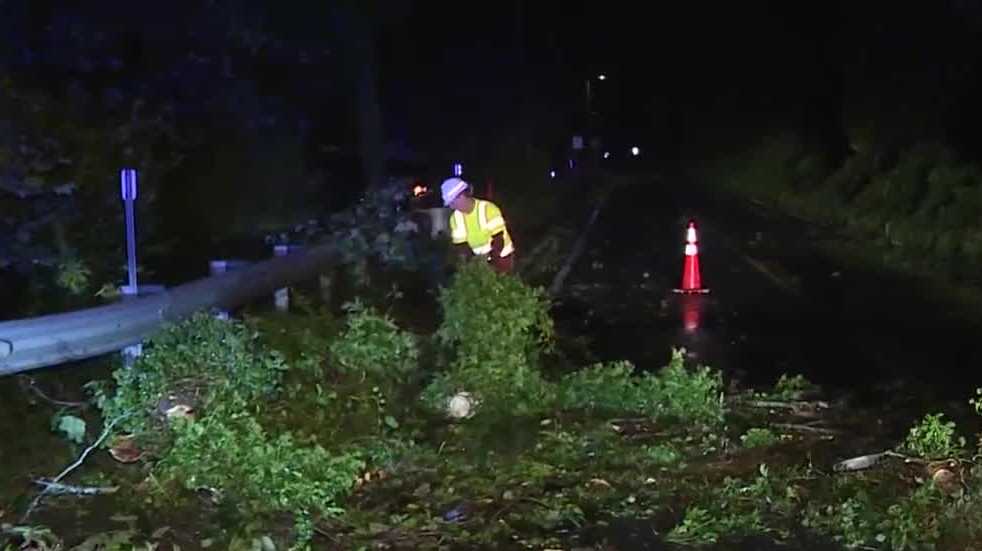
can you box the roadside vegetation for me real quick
[689,131,982,286]
[6,258,982,550]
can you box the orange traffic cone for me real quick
[673,219,710,294]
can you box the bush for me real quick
[555,360,647,414]
[740,428,779,448]
[428,261,555,416]
[54,257,92,295]
[667,464,796,545]
[802,482,947,550]
[651,349,725,427]
[158,404,364,543]
[329,300,419,382]
[89,313,286,435]
[90,313,367,546]
[900,413,964,459]
[554,350,725,427]
[771,374,818,401]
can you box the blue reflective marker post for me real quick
[453,163,463,177]
[119,168,141,366]
[120,168,138,295]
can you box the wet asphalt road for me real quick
[552,172,982,428]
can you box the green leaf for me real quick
[54,414,86,444]
[383,415,400,429]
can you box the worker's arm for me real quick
[485,202,507,258]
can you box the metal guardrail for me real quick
[0,242,338,377]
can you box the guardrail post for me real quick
[271,244,311,311]
[209,259,253,319]
[273,245,296,311]
[119,285,142,367]
[117,283,166,367]
[209,260,231,319]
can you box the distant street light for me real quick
[631,146,640,157]
[603,151,611,159]
[597,74,607,81]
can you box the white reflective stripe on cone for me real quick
[685,243,698,256]
[687,227,697,243]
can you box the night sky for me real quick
[379,1,982,162]
[3,1,982,171]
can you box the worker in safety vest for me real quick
[441,177,515,274]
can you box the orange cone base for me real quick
[672,287,711,294]
[673,254,709,294]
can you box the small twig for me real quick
[20,414,128,523]
[882,450,926,464]
[833,450,924,472]
[746,400,829,411]
[31,480,118,495]
[772,422,838,435]
[834,452,890,472]
[608,417,652,425]
[18,375,88,408]
[314,524,342,544]
[492,496,552,521]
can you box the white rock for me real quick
[447,392,476,419]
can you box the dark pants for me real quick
[489,253,515,274]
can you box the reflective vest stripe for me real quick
[451,211,467,242]
[477,201,489,228]
[478,201,505,232]
[485,216,505,231]
[452,199,514,257]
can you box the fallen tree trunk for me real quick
[0,242,338,376]
[548,194,608,297]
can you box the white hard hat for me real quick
[441,177,469,206]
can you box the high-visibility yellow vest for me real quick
[449,199,514,258]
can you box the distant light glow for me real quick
[413,184,427,197]
[549,170,557,178]
[631,146,640,156]
[597,74,607,81]
[568,159,575,169]
[453,163,463,176]
[603,151,611,159]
